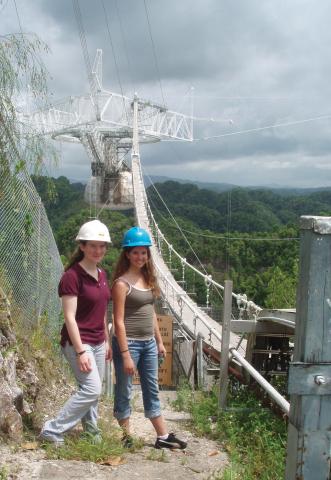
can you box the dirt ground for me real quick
[0,390,228,480]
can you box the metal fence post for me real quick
[219,280,232,409]
[104,359,113,397]
[285,216,331,479]
[197,333,204,389]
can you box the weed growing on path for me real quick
[0,466,8,480]
[42,430,123,463]
[146,448,169,462]
[41,420,142,463]
[174,379,287,480]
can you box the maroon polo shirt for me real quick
[59,262,111,347]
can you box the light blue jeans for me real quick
[112,336,161,420]
[41,342,105,442]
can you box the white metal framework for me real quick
[19,50,192,210]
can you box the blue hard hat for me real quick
[122,227,152,247]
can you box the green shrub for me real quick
[175,380,287,480]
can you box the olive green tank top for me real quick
[116,278,155,339]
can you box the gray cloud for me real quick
[4,0,331,187]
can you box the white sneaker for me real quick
[39,430,64,446]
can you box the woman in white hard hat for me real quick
[40,219,112,445]
[111,227,187,450]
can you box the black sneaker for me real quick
[122,434,134,449]
[154,432,187,450]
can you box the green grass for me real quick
[145,448,169,462]
[173,379,287,480]
[41,419,143,463]
[43,435,123,463]
[0,466,8,480]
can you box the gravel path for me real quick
[0,390,228,479]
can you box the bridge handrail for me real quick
[230,349,290,414]
[156,264,227,341]
[145,199,262,319]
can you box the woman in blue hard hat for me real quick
[111,226,187,449]
[40,219,112,445]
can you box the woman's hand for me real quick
[157,341,166,358]
[77,352,92,372]
[123,354,135,376]
[106,342,113,361]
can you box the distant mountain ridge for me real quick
[144,175,331,196]
[67,174,331,196]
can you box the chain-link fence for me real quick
[0,168,63,329]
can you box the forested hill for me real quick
[32,175,331,235]
[147,180,331,232]
[32,175,331,308]
[32,176,86,232]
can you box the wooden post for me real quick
[219,280,233,409]
[286,216,331,479]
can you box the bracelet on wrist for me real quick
[121,349,129,354]
[76,350,86,356]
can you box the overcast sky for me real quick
[4,0,331,187]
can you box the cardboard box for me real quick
[157,351,173,386]
[157,315,173,352]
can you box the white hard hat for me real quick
[76,220,111,243]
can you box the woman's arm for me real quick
[112,281,135,375]
[62,295,92,372]
[153,311,166,357]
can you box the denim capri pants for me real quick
[112,336,161,420]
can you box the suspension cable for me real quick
[72,0,95,98]
[143,168,209,275]
[195,113,331,141]
[143,169,230,303]
[114,0,136,95]
[101,0,130,124]
[145,183,261,313]
[143,0,166,106]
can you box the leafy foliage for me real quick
[0,33,55,179]
[148,181,331,232]
[32,175,87,233]
[33,176,331,307]
[173,380,287,480]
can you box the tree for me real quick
[0,33,55,179]
[0,33,62,332]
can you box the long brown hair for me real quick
[112,247,160,297]
[64,241,87,271]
